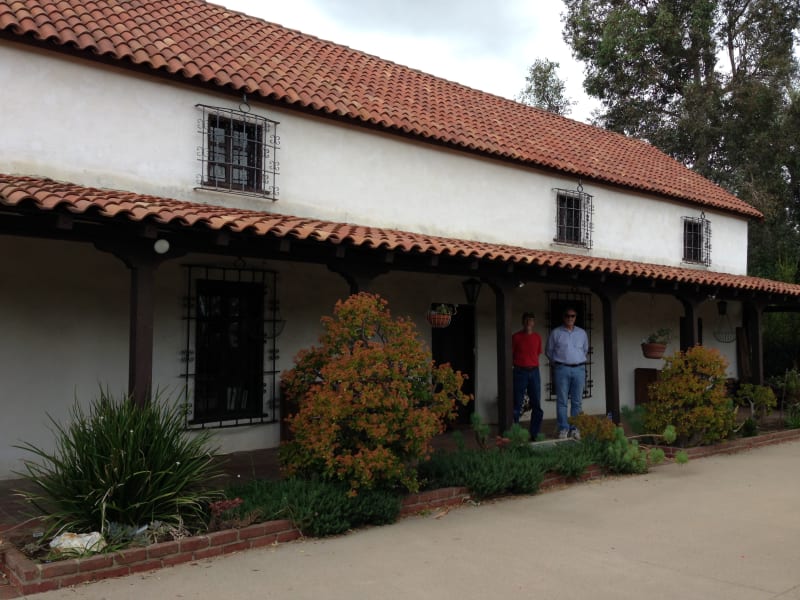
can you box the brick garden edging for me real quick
[0,486,478,597]
[1,519,301,597]
[651,427,800,459]
[3,430,798,597]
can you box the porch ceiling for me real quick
[1,173,798,299]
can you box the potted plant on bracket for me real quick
[641,327,671,359]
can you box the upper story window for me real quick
[682,212,711,266]
[196,103,280,199]
[554,185,593,249]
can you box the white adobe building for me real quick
[0,0,796,478]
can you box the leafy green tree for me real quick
[517,58,575,115]
[562,0,799,184]
[562,0,800,376]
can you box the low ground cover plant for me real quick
[226,477,401,537]
[418,447,546,499]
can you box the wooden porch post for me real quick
[95,241,181,408]
[128,261,156,407]
[488,279,514,432]
[677,296,700,350]
[597,289,623,423]
[743,301,765,385]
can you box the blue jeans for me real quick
[513,367,543,438]
[554,364,584,432]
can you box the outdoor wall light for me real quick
[461,278,482,305]
[153,238,170,255]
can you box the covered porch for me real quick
[1,174,799,472]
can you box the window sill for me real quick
[680,261,711,270]
[195,185,278,201]
[549,242,592,254]
[186,416,278,429]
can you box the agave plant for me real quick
[16,390,223,535]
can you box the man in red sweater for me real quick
[512,312,544,440]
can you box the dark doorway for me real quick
[545,292,594,401]
[431,304,476,425]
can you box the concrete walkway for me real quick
[36,441,800,600]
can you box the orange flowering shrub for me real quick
[644,346,735,446]
[281,293,469,494]
[567,413,616,442]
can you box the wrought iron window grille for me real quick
[682,212,711,266]
[544,290,594,401]
[195,102,280,199]
[553,183,594,248]
[181,265,281,429]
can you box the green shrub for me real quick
[740,417,759,437]
[645,346,735,446]
[348,488,403,527]
[785,404,800,429]
[533,441,599,478]
[419,449,544,499]
[602,427,648,474]
[501,423,531,449]
[647,447,666,465]
[470,413,490,449]
[621,405,647,435]
[734,384,777,422]
[281,293,469,494]
[16,391,222,535]
[228,478,402,537]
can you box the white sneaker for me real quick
[570,429,581,441]
[558,429,569,440]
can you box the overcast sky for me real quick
[220,0,600,123]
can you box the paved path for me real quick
[37,441,800,600]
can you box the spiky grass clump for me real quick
[16,391,223,535]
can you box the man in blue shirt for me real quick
[545,307,589,440]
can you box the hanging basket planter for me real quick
[426,304,457,328]
[641,342,667,359]
[427,311,453,328]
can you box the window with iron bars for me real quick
[554,187,593,248]
[181,265,282,429]
[195,104,280,199]
[682,213,711,266]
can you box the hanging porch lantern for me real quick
[712,301,736,343]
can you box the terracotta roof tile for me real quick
[0,174,793,296]
[0,0,760,218]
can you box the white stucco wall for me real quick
[0,41,749,274]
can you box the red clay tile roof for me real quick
[0,174,794,296]
[0,0,760,219]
